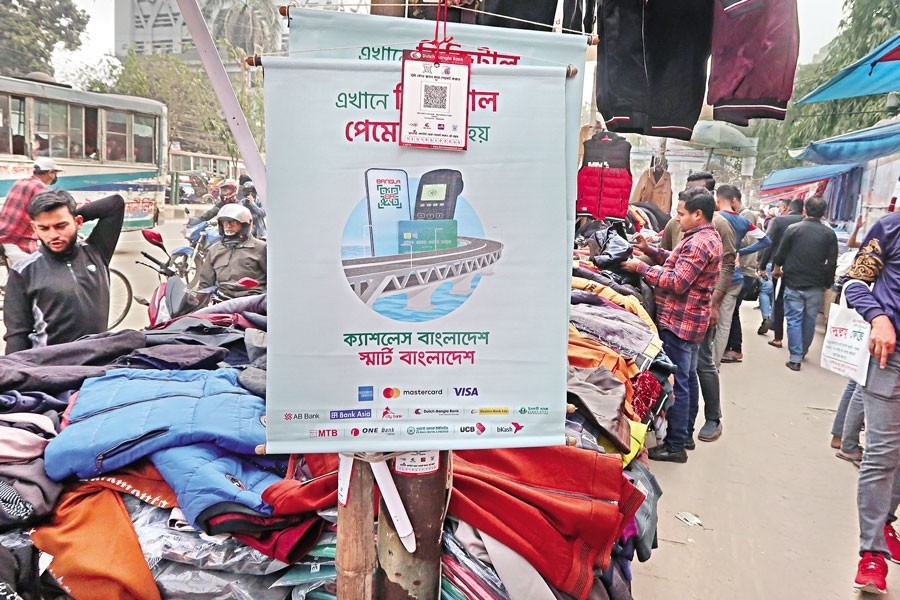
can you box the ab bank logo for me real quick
[383,387,401,399]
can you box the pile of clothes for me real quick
[0,290,665,600]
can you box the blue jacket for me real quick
[44,368,281,530]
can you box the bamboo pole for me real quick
[375,451,450,600]
[337,458,376,599]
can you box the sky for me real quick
[53,0,848,84]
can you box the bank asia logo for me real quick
[351,426,397,437]
[330,409,372,420]
[518,406,550,416]
[459,423,486,435]
[309,428,340,438]
[496,422,525,434]
[358,386,375,402]
[406,425,451,435]
[453,387,479,397]
[382,406,404,420]
[469,407,510,416]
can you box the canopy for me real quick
[760,163,859,190]
[790,119,900,164]
[797,34,900,104]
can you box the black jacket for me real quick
[757,210,803,270]
[4,195,124,354]
[773,218,839,290]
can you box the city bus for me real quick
[0,74,167,230]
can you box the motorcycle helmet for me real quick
[218,203,252,242]
[218,178,238,198]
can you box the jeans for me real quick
[713,283,743,364]
[695,325,722,434]
[858,353,900,556]
[759,266,774,320]
[832,381,865,454]
[726,277,759,354]
[659,329,700,453]
[784,286,825,363]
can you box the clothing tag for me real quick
[394,450,440,476]
[337,454,354,507]
[399,49,471,151]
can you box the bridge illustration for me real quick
[343,237,503,310]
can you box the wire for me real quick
[792,110,887,119]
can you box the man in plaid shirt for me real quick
[1,158,61,265]
[622,190,723,462]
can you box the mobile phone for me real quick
[413,169,464,220]
[365,169,411,257]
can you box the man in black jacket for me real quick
[773,196,838,371]
[3,191,125,354]
[757,197,804,345]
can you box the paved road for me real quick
[633,304,873,599]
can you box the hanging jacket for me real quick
[577,134,633,220]
[707,0,800,126]
[44,368,265,481]
[629,169,672,215]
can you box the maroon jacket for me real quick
[707,0,800,125]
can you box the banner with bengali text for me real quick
[264,56,570,452]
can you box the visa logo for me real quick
[454,387,479,397]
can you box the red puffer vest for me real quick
[577,133,633,220]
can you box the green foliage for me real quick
[752,0,900,178]
[0,0,88,77]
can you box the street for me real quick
[634,304,869,599]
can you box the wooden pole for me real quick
[337,458,376,600]
[375,451,450,600]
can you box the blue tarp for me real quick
[797,34,900,104]
[791,120,900,164]
[760,163,859,190]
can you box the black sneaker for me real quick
[648,445,688,463]
[757,319,772,335]
[685,438,696,451]
[785,361,801,372]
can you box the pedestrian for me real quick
[3,191,125,354]
[660,173,736,445]
[713,184,770,364]
[0,158,61,272]
[757,197,804,346]
[773,196,838,371]
[843,210,900,594]
[620,190,723,463]
[831,380,865,466]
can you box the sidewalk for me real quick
[633,304,872,599]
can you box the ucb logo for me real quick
[454,387,479,397]
[460,426,476,433]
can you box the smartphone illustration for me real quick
[365,169,411,257]
[413,169,464,220]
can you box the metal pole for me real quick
[337,458,376,599]
[173,0,268,205]
[375,451,450,600]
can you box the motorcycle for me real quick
[135,229,258,327]
[171,207,221,285]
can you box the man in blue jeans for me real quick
[621,191,723,463]
[772,196,838,371]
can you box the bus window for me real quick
[70,105,84,159]
[85,108,98,159]
[133,114,155,163]
[34,100,69,158]
[106,111,128,161]
[10,97,25,155]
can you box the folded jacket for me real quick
[110,345,229,370]
[570,303,663,371]
[45,368,265,481]
[571,277,657,333]
[0,458,63,531]
[0,391,69,415]
[567,366,631,453]
[0,412,58,463]
[567,325,639,387]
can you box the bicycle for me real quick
[0,245,133,329]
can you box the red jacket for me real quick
[577,166,633,220]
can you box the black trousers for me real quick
[773,278,786,341]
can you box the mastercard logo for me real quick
[383,387,401,399]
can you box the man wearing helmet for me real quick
[194,203,266,298]
[191,179,266,235]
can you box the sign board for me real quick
[264,56,570,453]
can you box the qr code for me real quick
[422,83,449,112]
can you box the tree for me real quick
[752,0,900,178]
[203,0,283,55]
[0,0,88,78]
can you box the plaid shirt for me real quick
[0,176,46,253]
[635,223,723,343]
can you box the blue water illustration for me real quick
[371,274,482,322]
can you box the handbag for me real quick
[820,281,872,385]
[742,277,761,302]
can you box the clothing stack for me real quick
[0,292,666,600]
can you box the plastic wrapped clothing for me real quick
[151,559,289,600]
[569,304,663,371]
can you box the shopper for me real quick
[758,198,804,347]
[773,196,838,371]
[621,190,723,463]
[843,210,900,594]
[0,158,61,269]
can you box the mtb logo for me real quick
[309,429,339,438]
[454,387,479,397]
